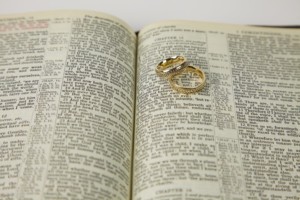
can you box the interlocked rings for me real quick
[156,56,206,94]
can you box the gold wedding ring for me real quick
[168,65,206,94]
[156,56,206,94]
[156,56,188,79]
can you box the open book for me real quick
[0,10,299,200]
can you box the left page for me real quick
[0,11,136,200]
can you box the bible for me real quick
[0,10,299,200]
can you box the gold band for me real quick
[168,65,206,94]
[155,56,188,79]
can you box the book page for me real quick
[133,21,300,199]
[0,11,136,200]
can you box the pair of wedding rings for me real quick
[155,56,206,94]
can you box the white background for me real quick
[0,0,299,31]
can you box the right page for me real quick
[133,21,300,200]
